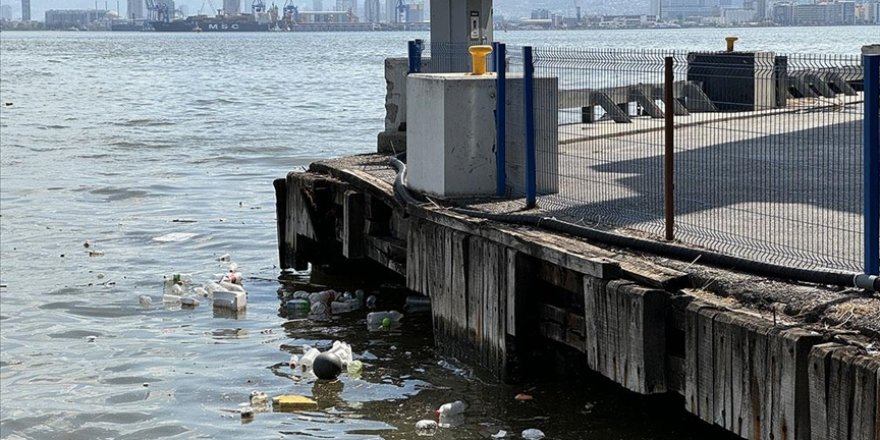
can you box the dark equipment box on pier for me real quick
[686,51,788,111]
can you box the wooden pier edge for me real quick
[278,164,879,440]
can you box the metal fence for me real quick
[406,41,879,274]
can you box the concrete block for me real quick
[407,73,498,196]
[406,72,559,198]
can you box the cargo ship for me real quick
[150,15,272,32]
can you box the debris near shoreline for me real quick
[138,255,248,314]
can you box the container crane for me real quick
[395,0,409,23]
[145,0,171,22]
[252,0,266,14]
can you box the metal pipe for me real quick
[864,54,879,275]
[664,56,675,241]
[523,46,537,209]
[494,42,507,197]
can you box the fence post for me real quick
[408,39,423,74]
[495,42,507,196]
[865,54,879,275]
[523,46,537,209]
[664,56,675,241]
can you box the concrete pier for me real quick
[275,154,879,440]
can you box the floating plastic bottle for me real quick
[180,297,199,307]
[163,273,192,295]
[289,354,300,369]
[162,294,182,304]
[310,302,328,317]
[219,281,245,293]
[300,346,320,370]
[415,419,438,436]
[366,295,378,309]
[138,295,152,307]
[346,360,363,375]
[331,299,360,314]
[308,290,337,306]
[366,310,403,325]
[436,400,466,417]
[287,299,310,318]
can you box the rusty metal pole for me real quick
[664,56,675,241]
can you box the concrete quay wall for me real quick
[275,157,879,440]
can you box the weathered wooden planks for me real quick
[809,343,879,440]
[685,301,827,440]
[583,278,669,394]
[342,190,365,259]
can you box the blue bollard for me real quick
[523,46,537,209]
[864,54,879,275]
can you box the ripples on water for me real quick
[1,28,875,439]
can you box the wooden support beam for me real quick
[342,190,365,259]
[583,278,669,394]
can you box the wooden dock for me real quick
[275,154,879,440]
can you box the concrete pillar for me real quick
[429,0,493,72]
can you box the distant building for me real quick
[772,1,856,25]
[20,0,28,21]
[223,0,240,15]
[313,0,323,11]
[45,9,109,29]
[364,0,380,23]
[531,8,550,19]
[386,0,398,22]
[127,0,144,19]
[336,0,355,12]
[0,4,12,21]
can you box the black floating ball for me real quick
[313,352,343,380]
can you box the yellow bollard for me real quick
[469,45,493,75]
[725,36,738,52]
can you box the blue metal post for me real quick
[408,39,423,74]
[495,42,507,196]
[865,54,880,275]
[523,46,537,209]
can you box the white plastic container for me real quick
[219,281,246,293]
[308,290,337,305]
[180,297,200,307]
[162,294,182,304]
[327,341,353,365]
[213,290,246,311]
[300,346,320,370]
[331,299,360,314]
[436,400,466,417]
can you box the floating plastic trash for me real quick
[162,294,182,304]
[521,429,545,440]
[287,299,310,318]
[214,290,246,311]
[250,391,270,412]
[239,405,254,420]
[180,297,199,308]
[300,346,320,370]
[272,395,318,412]
[138,295,152,307]
[415,419,438,436]
[492,430,508,438]
[367,310,404,330]
[313,352,343,380]
[346,360,363,375]
[219,281,245,293]
[436,400,466,417]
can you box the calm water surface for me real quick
[1,27,875,439]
